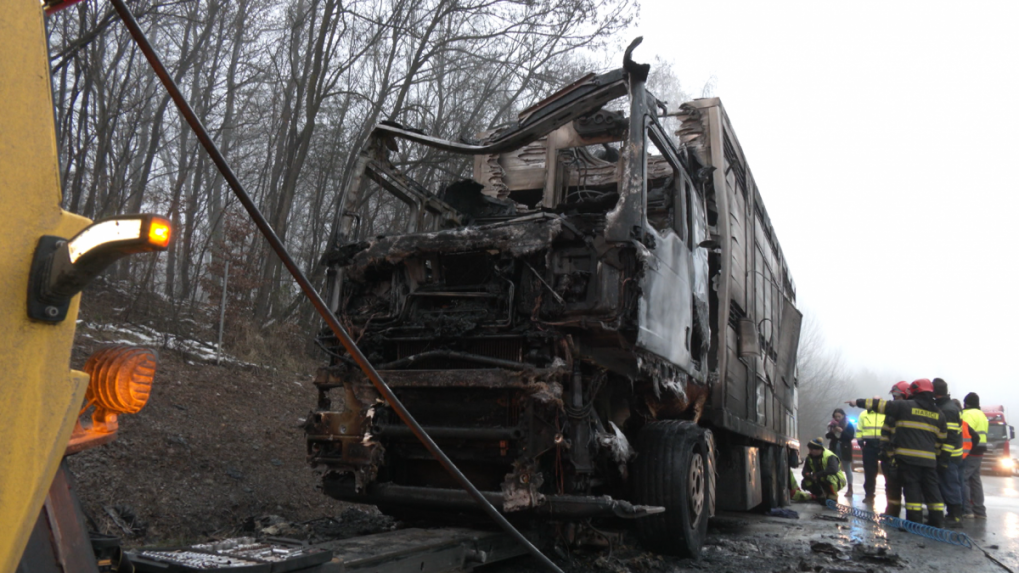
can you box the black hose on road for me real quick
[106,2,563,571]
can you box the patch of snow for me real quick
[76,321,257,368]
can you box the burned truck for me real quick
[306,45,801,557]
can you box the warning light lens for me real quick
[68,346,158,454]
[68,219,143,264]
[84,346,157,416]
[148,218,172,248]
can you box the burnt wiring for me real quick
[564,371,606,420]
[561,147,616,205]
[524,260,566,305]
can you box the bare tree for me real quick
[44,0,637,346]
[796,312,856,446]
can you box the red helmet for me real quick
[910,378,934,394]
[891,381,911,398]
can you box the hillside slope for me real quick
[65,286,351,543]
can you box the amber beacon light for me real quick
[67,346,158,454]
[27,214,172,323]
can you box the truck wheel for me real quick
[632,421,711,557]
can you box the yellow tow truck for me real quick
[1,1,170,570]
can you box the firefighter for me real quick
[801,437,847,504]
[960,392,988,519]
[933,378,964,528]
[848,378,947,527]
[880,381,911,517]
[856,396,885,503]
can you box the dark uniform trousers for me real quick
[882,457,903,517]
[861,440,881,497]
[859,396,947,526]
[900,462,944,527]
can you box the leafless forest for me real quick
[49,0,865,446]
[48,0,635,334]
[795,314,854,446]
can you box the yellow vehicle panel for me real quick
[0,1,93,569]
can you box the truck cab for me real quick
[982,406,1015,476]
[306,42,801,558]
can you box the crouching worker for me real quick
[801,437,847,504]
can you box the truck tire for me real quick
[632,421,711,557]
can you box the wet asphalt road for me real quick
[841,471,1018,572]
[480,473,1019,572]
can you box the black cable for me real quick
[106,2,563,571]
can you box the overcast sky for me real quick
[632,1,1019,419]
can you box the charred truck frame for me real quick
[306,44,801,557]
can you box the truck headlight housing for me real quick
[1000,457,1015,470]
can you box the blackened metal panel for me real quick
[724,326,747,420]
[636,233,694,371]
[774,299,802,388]
[604,90,648,242]
[16,462,99,573]
[15,512,59,573]
[685,99,800,446]
[715,446,762,511]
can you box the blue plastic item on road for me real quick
[766,508,800,519]
[825,499,972,547]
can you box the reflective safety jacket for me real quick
[802,447,847,490]
[880,408,899,456]
[961,408,989,456]
[856,395,947,468]
[935,396,963,459]
[858,410,885,442]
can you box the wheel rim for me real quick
[688,451,705,524]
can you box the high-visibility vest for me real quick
[858,410,885,440]
[961,408,989,456]
[804,448,847,491]
[961,422,972,458]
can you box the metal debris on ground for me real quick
[702,538,762,557]
[807,538,855,558]
[815,514,848,523]
[809,541,843,556]
[103,505,146,537]
[131,537,331,572]
[850,543,902,565]
[135,550,261,569]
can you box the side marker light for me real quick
[27,214,172,323]
[148,217,172,248]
